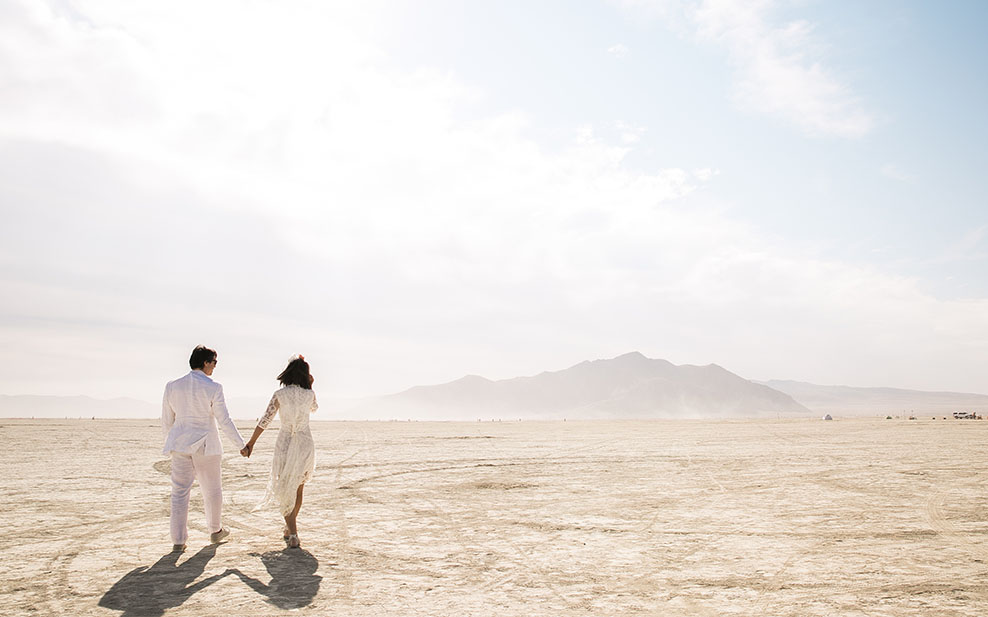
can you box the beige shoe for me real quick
[286,533,300,549]
[172,544,186,553]
[210,528,230,543]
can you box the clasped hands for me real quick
[240,443,253,458]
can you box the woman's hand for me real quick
[240,443,253,457]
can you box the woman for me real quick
[242,355,318,548]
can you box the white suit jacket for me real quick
[162,370,246,456]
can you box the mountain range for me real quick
[358,351,809,419]
[759,380,988,415]
[4,352,988,419]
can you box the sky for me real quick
[1,0,987,405]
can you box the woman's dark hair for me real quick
[278,356,313,389]
[189,345,217,370]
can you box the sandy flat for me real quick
[1,417,987,616]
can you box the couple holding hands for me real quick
[161,346,318,551]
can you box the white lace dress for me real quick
[256,385,318,516]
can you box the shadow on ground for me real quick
[99,544,228,617]
[228,548,322,609]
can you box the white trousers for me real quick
[170,449,223,544]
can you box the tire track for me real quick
[330,429,628,607]
[40,511,150,615]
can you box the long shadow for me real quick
[228,548,322,609]
[99,544,229,617]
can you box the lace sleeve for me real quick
[257,393,279,429]
[311,392,319,414]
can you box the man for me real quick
[162,345,247,552]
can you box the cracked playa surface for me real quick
[2,417,987,616]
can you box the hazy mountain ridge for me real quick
[362,352,810,419]
[760,380,988,413]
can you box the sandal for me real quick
[286,533,300,549]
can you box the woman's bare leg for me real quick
[283,484,305,536]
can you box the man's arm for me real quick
[212,385,246,450]
[161,386,176,440]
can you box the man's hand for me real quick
[240,444,252,457]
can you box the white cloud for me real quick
[613,120,647,143]
[935,225,988,265]
[608,43,631,58]
[618,0,875,138]
[880,163,912,182]
[0,0,710,397]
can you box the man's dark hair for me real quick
[189,345,217,370]
[278,357,313,389]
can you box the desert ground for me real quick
[2,416,987,616]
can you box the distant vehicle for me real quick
[952,411,981,420]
